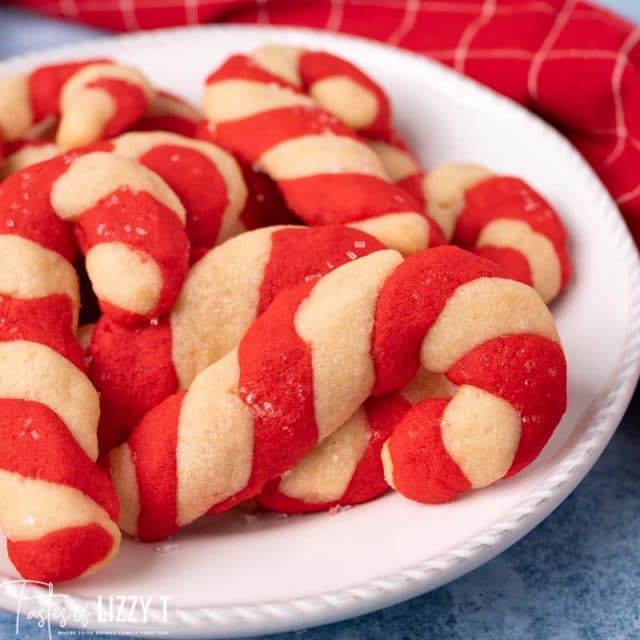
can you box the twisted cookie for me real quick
[203,55,444,255]
[106,246,565,540]
[0,60,154,150]
[0,300,120,582]
[107,132,248,257]
[0,149,189,324]
[92,224,451,513]
[0,158,128,581]
[398,163,572,304]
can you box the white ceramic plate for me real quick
[1,25,639,639]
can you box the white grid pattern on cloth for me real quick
[326,0,345,31]
[30,0,640,209]
[387,0,420,45]
[118,0,141,29]
[453,0,497,72]
[184,0,200,25]
[59,0,80,17]
[527,0,578,100]
[604,26,640,166]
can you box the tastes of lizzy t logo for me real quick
[1,580,171,638]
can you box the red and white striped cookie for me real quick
[0,176,120,580]
[398,163,572,303]
[105,245,566,540]
[90,225,385,452]
[0,60,102,143]
[248,45,392,140]
[107,131,248,257]
[0,149,189,325]
[132,91,200,138]
[56,62,154,149]
[203,55,444,255]
[0,60,154,150]
[247,47,429,221]
[257,369,453,514]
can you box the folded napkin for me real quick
[12,0,640,245]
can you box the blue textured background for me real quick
[0,2,639,638]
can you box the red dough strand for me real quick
[91,317,177,453]
[7,524,116,584]
[0,296,83,368]
[0,400,118,520]
[128,393,184,542]
[278,173,422,226]
[385,400,472,504]
[211,104,352,163]
[139,145,230,249]
[216,283,319,513]
[0,150,82,261]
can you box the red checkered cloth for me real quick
[12,0,640,243]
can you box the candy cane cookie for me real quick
[203,55,444,255]
[0,60,102,143]
[257,370,454,514]
[56,62,154,149]
[395,163,572,304]
[105,245,566,540]
[0,149,189,325]
[246,47,427,217]
[90,225,385,452]
[0,189,120,580]
[0,60,154,150]
[247,46,392,139]
[106,131,248,256]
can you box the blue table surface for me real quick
[1,2,639,639]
